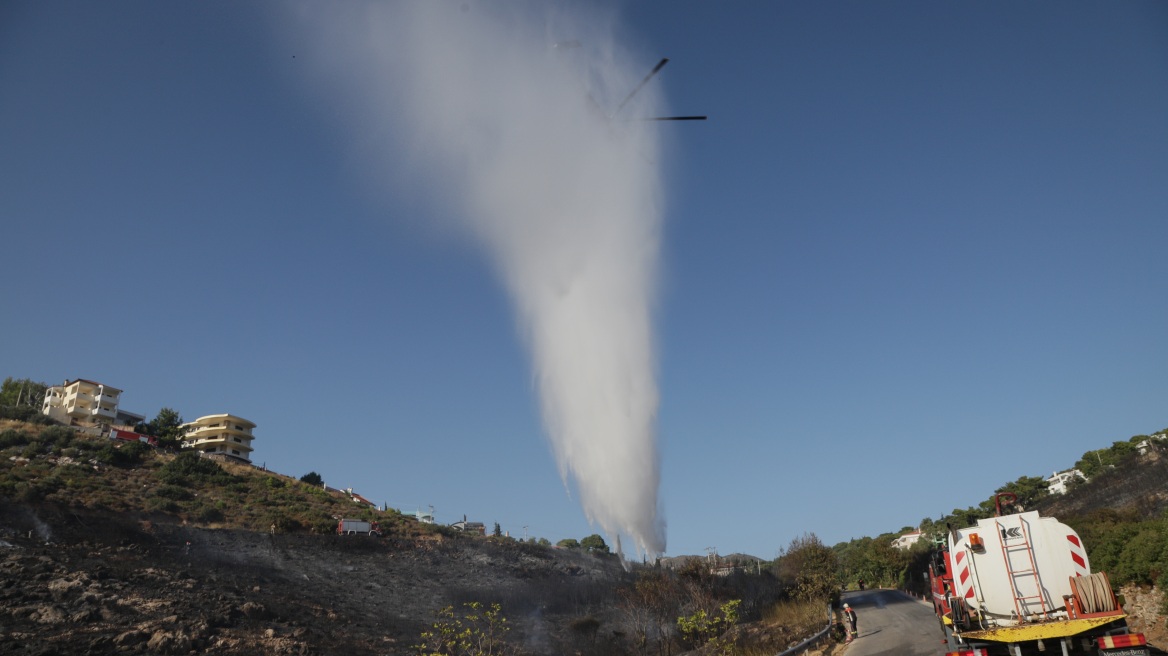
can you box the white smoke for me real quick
[281,2,667,555]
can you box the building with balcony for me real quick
[891,530,923,550]
[1046,469,1086,495]
[42,379,122,426]
[180,414,256,463]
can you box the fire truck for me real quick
[929,495,1147,656]
[336,519,381,536]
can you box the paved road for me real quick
[839,589,944,656]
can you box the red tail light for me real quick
[1098,633,1146,649]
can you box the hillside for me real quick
[1038,442,1168,519]
[0,419,634,654]
[0,419,815,656]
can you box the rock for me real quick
[114,629,148,647]
[146,629,192,654]
[239,601,270,619]
[32,605,67,624]
[47,577,83,601]
[69,607,99,622]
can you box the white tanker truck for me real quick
[928,496,1148,656]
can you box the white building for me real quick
[891,530,923,550]
[180,414,256,463]
[1046,469,1085,495]
[1135,432,1168,455]
[42,379,121,426]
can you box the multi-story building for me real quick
[180,414,256,463]
[1046,469,1086,495]
[42,379,122,426]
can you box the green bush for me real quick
[154,485,192,501]
[415,602,517,656]
[0,429,32,449]
[39,426,76,448]
[145,496,180,513]
[0,404,41,422]
[195,505,225,523]
[266,513,302,534]
[95,440,149,467]
[678,599,741,654]
[158,451,232,485]
[15,483,42,503]
[310,516,338,534]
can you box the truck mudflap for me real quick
[957,615,1125,643]
[1098,633,1149,656]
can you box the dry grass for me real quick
[0,419,445,540]
[762,598,833,635]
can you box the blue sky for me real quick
[2,1,1165,559]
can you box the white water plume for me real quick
[284,2,667,555]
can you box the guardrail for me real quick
[774,604,834,656]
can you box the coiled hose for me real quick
[1071,571,1118,614]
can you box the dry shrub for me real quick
[762,598,830,636]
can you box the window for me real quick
[231,450,240,455]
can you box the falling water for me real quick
[283,2,668,555]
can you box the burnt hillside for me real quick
[0,500,631,656]
[1037,441,1168,520]
[0,419,801,656]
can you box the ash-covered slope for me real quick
[0,501,630,655]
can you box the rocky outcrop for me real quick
[1122,584,1168,650]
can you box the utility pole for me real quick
[523,526,528,541]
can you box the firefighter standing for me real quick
[843,603,858,640]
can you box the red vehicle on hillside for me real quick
[109,428,158,447]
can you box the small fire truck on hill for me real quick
[336,519,380,536]
[929,495,1147,656]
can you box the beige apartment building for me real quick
[180,414,256,463]
[42,379,122,426]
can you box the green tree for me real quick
[0,377,49,421]
[976,475,1051,515]
[557,538,580,549]
[775,533,839,602]
[415,602,516,656]
[300,471,324,487]
[580,533,610,553]
[677,599,741,655]
[158,450,232,485]
[142,408,185,449]
[1075,440,1139,479]
[492,522,502,538]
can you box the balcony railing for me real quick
[184,437,254,452]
